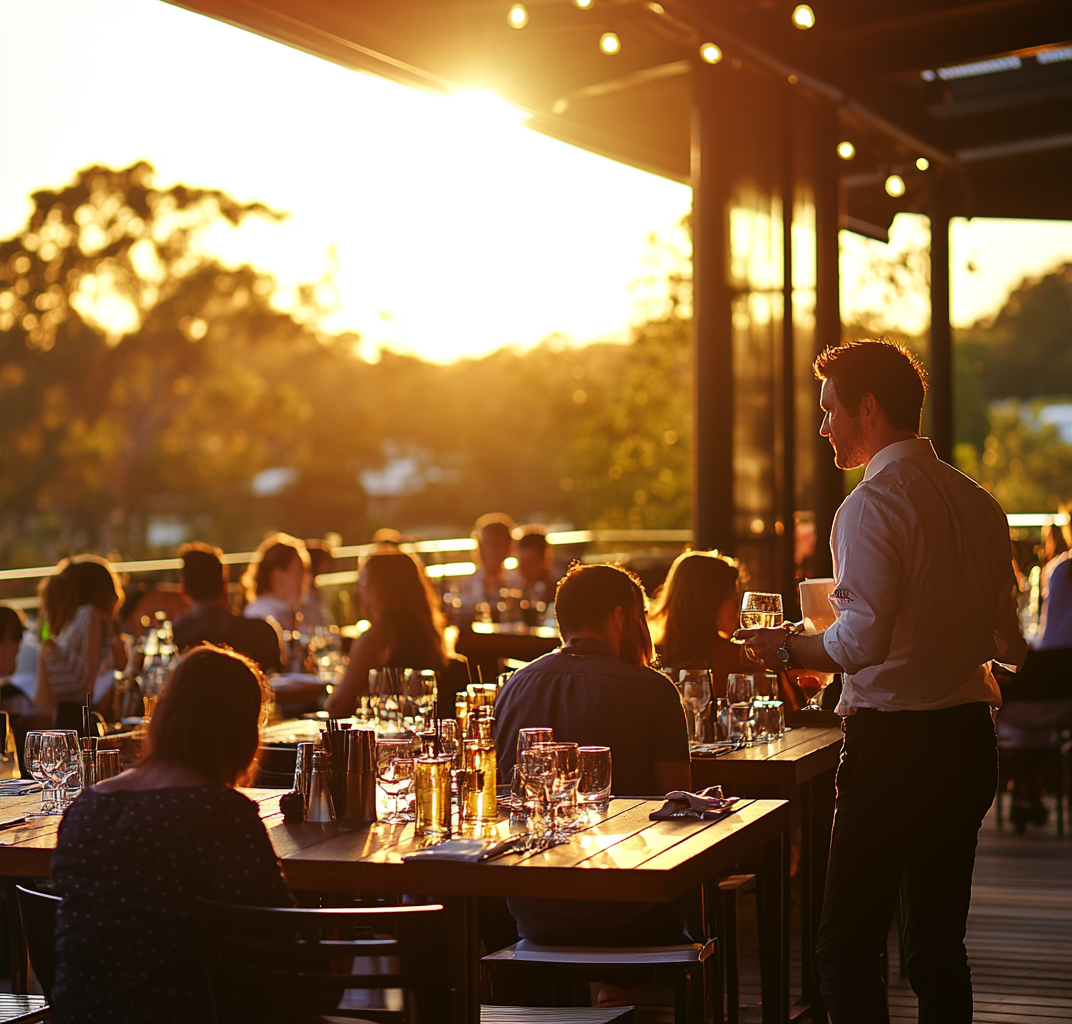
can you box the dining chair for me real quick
[10,885,56,1023]
[197,898,637,1024]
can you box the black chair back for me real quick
[998,647,1072,702]
[197,898,451,1024]
[15,886,60,1001]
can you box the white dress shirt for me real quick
[823,437,1026,714]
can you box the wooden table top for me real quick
[691,725,843,790]
[0,790,789,904]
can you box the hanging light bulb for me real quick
[915,157,930,171]
[885,174,906,197]
[599,31,620,54]
[837,141,855,160]
[574,0,593,7]
[792,5,815,29]
[507,3,528,28]
[700,42,723,64]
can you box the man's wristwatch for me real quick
[775,624,803,671]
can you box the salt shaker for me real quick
[305,749,336,823]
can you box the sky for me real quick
[1,0,1070,362]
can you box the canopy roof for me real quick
[175,0,1071,234]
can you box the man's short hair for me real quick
[813,339,928,432]
[555,563,645,636]
[178,542,227,602]
[517,527,548,558]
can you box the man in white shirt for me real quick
[738,340,1026,1024]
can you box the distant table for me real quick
[0,791,792,1024]
[454,623,560,678]
[692,725,843,1022]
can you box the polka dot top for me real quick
[51,785,290,1024]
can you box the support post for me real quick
[780,93,797,601]
[691,61,735,553]
[929,200,953,462]
[812,103,843,576]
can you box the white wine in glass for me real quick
[740,592,784,630]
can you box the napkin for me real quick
[401,837,521,863]
[649,787,739,822]
[0,780,42,797]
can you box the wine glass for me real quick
[740,592,784,631]
[376,738,416,823]
[24,731,79,815]
[680,671,713,746]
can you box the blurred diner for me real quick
[50,645,290,1023]
[494,562,690,947]
[172,542,285,673]
[457,512,519,623]
[37,556,127,720]
[240,532,309,632]
[0,604,38,709]
[324,550,446,718]
[301,539,335,630]
[516,525,559,625]
[647,549,746,697]
[1036,518,1072,648]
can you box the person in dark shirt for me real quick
[172,543,284,673]
[493,562,690,948]
[51,646,291,1024]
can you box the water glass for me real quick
[753,671,778,699]
[95,749,122,782]
[740,592,784,631]
[729,702,755,745]
[755,699,785,739]
[511,727,553,817]
[414,755,452,836]
[713,698,731,741]
[419,720,458,764]
[376,738,416,823]
[577,746,612,815]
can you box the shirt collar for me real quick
[863,436,936,481]
[562,637,619,658]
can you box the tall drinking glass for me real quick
[727,673,756,745]
[414,755,452,836]
[740,592,784,631]
[511,727,553,818]
[577,746,612,816]
[376,738,416,823]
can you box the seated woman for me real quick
[647,550,745,698]
[38,556,127,719]
[51,645,290,1024]
[241,533,310,632]
[325,551,446,718]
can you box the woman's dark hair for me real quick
[70,555,124,615]
[362,552,445,669]
[0,606,25,644]
[555,562,646,637]
[648,550,740,665]
[241,533,309,603]
[145,645,266,786]
[813,339,928,432]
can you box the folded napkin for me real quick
[649,787,739,822]
[0,781,42,796]
[402,837,522,863]
[690,742,740,758]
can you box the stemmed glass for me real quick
[679,670,713,746]
[24,731,80,815]
[376,738,416,824]
[740,592,784,630]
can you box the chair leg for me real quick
[723,888,739,1024]
[1056,746,1065,836]
[674,970,689,1024]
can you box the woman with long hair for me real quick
[325,551,446,717]
[240,533,310,632]
[50,645,289,1024]
[37,555,126,714]
[647,550,745,697]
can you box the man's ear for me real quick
[859,392,878,424]
[610,605,625,632]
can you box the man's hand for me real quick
[733,627,787,670]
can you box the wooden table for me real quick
[691,725,843,1023]
[0,791,791,1024]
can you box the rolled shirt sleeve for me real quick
[823,493,904,675]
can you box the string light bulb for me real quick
[574,0,593,7]
[599,31,620,54]
[700,42,723,64]
[507,3,528,28]
[916,157,930,171]
[885,174,906,197]
[837,141,855,160]
[792,5,815,29]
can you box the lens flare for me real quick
[916,157,930,171]
[507,4,528,29]
[792,5,815,29]
[700,42,722,64]
[885,174,906,197]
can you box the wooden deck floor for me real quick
[735,799,1072,1023]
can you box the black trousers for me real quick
[815,702,997,1024]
